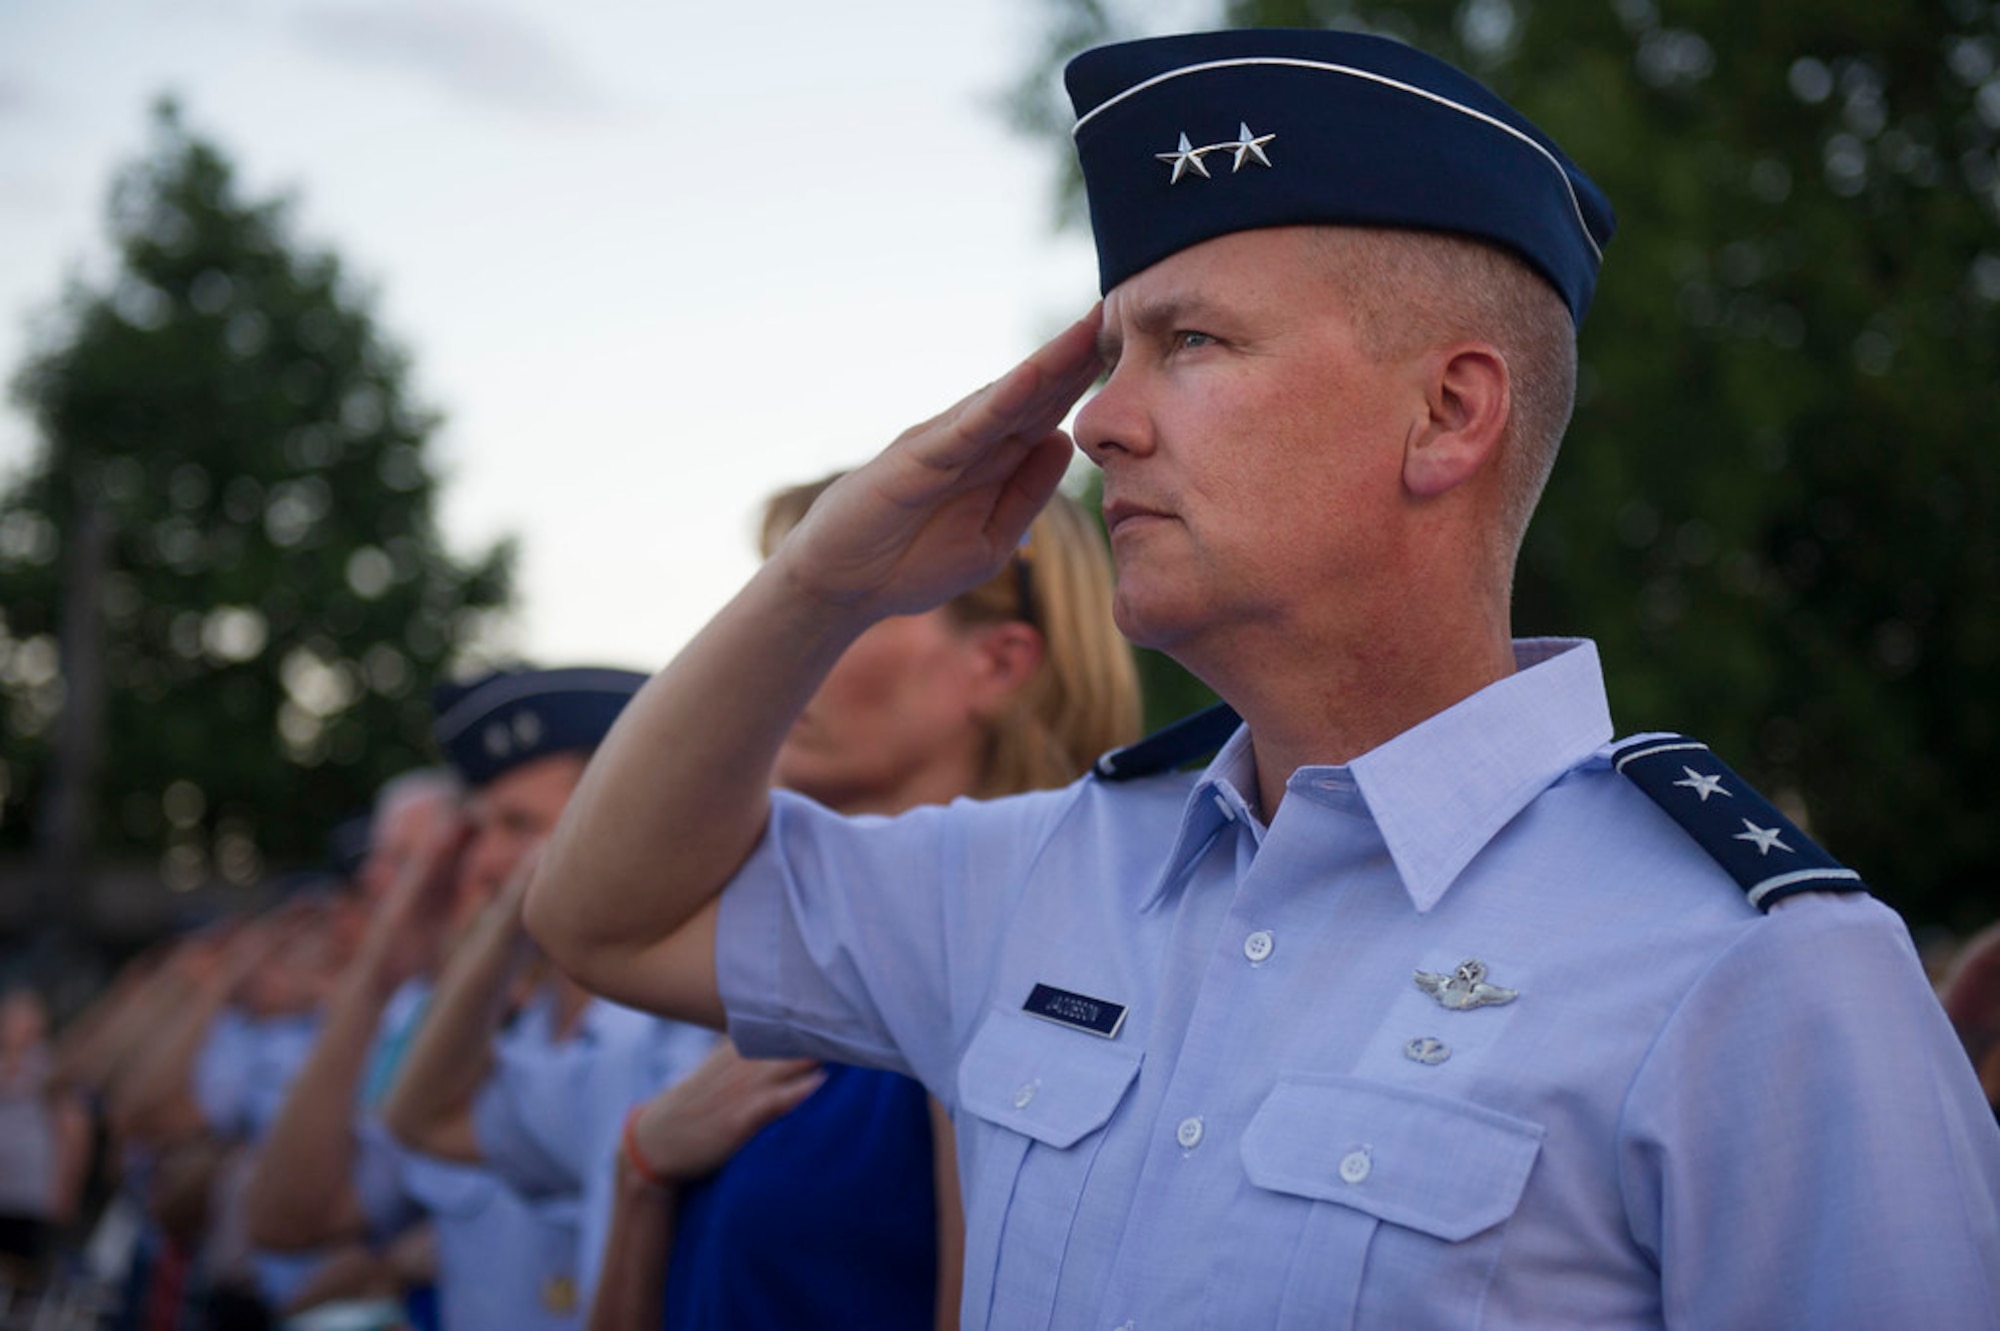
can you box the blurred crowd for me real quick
[0,477,1139,1331]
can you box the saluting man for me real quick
[381,667,717,1324]
[525,28,2000,1331]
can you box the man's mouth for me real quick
[1102,499,1170,535]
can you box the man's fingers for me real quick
[987,433,1075,546]
[954,308,1103,452]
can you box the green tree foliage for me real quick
[0,101,511,886]
[1011,0,2000,929]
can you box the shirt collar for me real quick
[1146,638,1611,913]
[1145,723,1263,910]
[1348,637,1610,911]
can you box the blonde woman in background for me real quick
[585,476,1140,1331]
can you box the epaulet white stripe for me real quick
[1613,739,1709,770]
[1746,867,1866,910]
[1071,55,1603,264]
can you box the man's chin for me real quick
[1111,588,1197,655]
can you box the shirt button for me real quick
[1211,791,1236,821]
[1175,1116,1204,1150]
[1013,1082,1037,1110]
[1339,1149,1372,1184]
[1243,930,1274,963]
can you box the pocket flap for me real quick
[958,1006,1142,1149]
[1241,1074,1543,1241]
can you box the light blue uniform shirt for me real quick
[717,638,2000,1331]
[399,989,595,1331]
[354,980,433,1243]
[196,1009,321,1143]
[195,1007,326,1306]
[400,1152,581,1331]
[472,994,716,1310]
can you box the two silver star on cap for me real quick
[1157,122,1276,183]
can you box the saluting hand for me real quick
[366,813,475,987]
[770,306,1103,621]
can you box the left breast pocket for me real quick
[956,1006,1143,1330]
[1225,1074,1544,1331]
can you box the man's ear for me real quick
[1403,343,1510,499]
[965,621,1045,715]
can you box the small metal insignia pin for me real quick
[1156,132,1211,184]
[1414,959,1518,1011]
[1404,1036,1451,1065]
[1228,122,1275,171]
[1156,124,1276,183]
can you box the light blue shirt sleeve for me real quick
[1620,892,2000,1328]
[353,1112,420,1241]
[470,992,584,1200]
[717,786,1081,1095]
[194,1007,255,1138]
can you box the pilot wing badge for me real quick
[1415,959,1518,1011]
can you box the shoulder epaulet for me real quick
[1094,702,1241,782]
[1612,734,1868,912]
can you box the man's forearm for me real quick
[381,875,535,1159]
[526,559,861,1017]
[584,1161,677,1331]
[55,963,185,1095]
[244,943,398,1249]
[103,981,228,1146]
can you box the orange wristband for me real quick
[620,1104,673,1190]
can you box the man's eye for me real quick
[1171,330,1216,352]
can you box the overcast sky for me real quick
[0,0,1165,673]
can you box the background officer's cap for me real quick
[1066,28,1616,323]
[432,665,647,789]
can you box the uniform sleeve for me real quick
[471,1075,577,1200]
[354,1112,422,1240]
[194,1009,254,1138]
[470,1010,584,1201]
[716,787,1071,1096]
[1619,893,2000,1330]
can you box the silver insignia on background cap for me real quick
[512,709,544,749]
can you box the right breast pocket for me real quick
[956,1006,1144,1330]
[1228,1074,1545,1331]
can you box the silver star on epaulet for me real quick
[1733,820,1792,856]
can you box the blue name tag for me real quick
[1023,983,1128,1039]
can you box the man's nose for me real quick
[1073,364,1154,465]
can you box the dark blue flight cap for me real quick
[432,665,648,789]
[1065,29,1616,323]
[326,812,373,882]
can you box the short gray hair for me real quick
[1310,226,1577,562]
[372,767,461,829]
